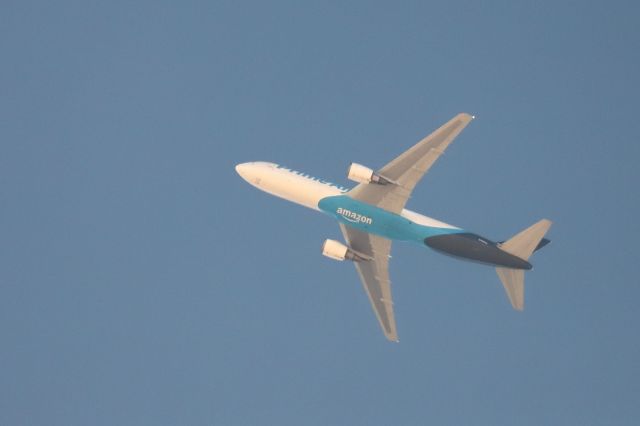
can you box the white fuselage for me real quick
[235,161,459,230]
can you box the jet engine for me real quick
[347,163,390,185]
[322,239,370,262]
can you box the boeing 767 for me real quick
[236,113,552,341]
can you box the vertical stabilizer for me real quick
[496,219,552,310]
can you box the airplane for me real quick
[235,113,552,341]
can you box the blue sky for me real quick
[2,1,639,424]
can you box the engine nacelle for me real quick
[347,163,390,185]
[321,239,370,262]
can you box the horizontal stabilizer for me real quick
[499,237,550,252]
[496,268,525,310]
[499,219,553,262]
[496,219,553,310]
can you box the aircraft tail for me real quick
[496,219,553,310]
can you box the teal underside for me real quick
[318,195,465,243]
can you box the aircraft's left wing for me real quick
[339,224,398,341]
[348,113,474,213]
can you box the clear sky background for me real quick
[2,1,639,424]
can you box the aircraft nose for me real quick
[236,163,256,181]
[235,162,261,185]
[236,162,276,186]
[235,162,248,176]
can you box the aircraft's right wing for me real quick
[348,113,474,213]
[339,224,398,342]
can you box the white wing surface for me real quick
[348,113,474,213]
[339,224,398,341]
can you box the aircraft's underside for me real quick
[424,233,532,270]
[235,112,552,341]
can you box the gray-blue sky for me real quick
[2,1,639,424]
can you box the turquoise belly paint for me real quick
[318,195,464,243]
